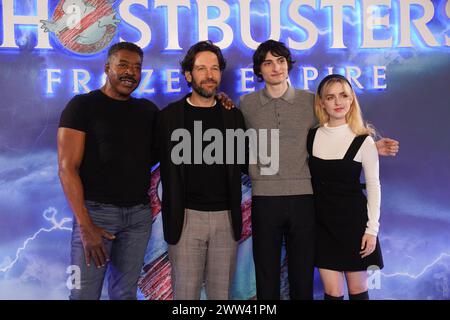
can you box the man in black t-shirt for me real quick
[156,41,247,300]
[58,42,158,300]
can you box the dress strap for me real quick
[343,134,369,160]
[307,127,319,156]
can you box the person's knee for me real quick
[348,283,368,295]
[323,288,344,297]
[322,280,344,297]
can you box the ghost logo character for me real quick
[40,0,120,55]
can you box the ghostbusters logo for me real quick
[40,0,119,55]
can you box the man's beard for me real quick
[191,78,218,98]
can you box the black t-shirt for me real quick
[59,89,159,206]
[184,100,230,211]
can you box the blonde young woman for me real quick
[307,74,383,300]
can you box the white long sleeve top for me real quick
[312,124,381,236]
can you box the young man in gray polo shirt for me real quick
[239,40,398,300]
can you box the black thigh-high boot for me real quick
[349,291,369,300]
[324,293,344,300]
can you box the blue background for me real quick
[0,0,449,299]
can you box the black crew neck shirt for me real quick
[59,89,158,206]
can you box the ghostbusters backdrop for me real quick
[0,0,449,299]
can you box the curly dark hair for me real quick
[252,40,295,82]
[181,40,226,86]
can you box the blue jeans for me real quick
[69,201,152,300]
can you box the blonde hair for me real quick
[314,77,375,137]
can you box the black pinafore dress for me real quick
[307,127,383,271]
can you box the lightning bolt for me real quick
[248,10,268,18]
[381,252,450,280]
[438,25,450,40]
[0,207,72,273]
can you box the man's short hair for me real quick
[252,40,295,82]
[107,42,144,62]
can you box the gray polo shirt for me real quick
[239,85,317,196]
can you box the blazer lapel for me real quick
[174,100,186,186]
[220,105,235,183]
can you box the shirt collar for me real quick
[259,83,296,106]
[186,96,217,107]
